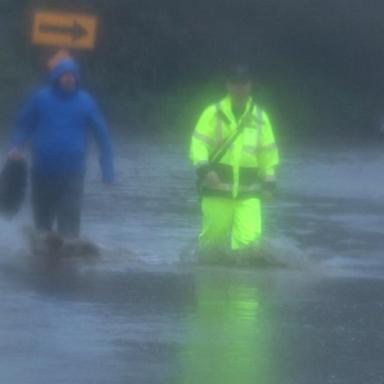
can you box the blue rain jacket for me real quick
[11,59,114,182]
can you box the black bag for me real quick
[0,158,27,217]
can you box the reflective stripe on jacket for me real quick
[190,96,279,197]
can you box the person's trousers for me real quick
[199,196,262,257]
[31,171,84,238]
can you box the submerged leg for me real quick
[198,197,233,263]
[31,172,57,232]
[57,174,84,239]
[231,198,262,264]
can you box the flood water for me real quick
[0,138,383,384]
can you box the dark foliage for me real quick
[1,0,384,141]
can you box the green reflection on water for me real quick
[180,271,280,384]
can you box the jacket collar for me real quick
[220,96,254,124]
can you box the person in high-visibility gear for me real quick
[190,65,279,263]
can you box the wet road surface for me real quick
[0,139,383,384]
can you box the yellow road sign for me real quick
[32,11,97,50]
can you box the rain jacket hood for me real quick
[50,59,81,92]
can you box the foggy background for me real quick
[1,0,384,142]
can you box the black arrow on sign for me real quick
[39,21,87,41]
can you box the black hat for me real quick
[226,64,252,83]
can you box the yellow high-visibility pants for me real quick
[199,197,262,256]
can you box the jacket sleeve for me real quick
[189,105,217,168]
[88,97,115,183]
[10,95,39,149]
[258,111,279,181]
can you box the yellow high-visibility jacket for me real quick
[190,96,279,197]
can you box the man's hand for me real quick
[102,176,114,186]
[261,181,277,201]
[8,148,24,161]
[203,170,222,189]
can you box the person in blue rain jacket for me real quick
[9,58,114,238]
